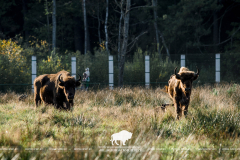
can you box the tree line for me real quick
[0,0,240,86]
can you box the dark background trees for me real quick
[1,0,239,55]
[1,0,240,86]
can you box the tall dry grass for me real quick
[1,84,240,159]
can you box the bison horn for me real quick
[174,67,181,79]
[195,67,200,76]
[76,74,81,82]
[58,74,65,84]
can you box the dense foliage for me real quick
[1,0,240,91]
[0,0,240,55]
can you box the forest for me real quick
[0,0,240,87]
[1,0,240,53]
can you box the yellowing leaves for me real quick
[99,41,106,50]
[0,39,23,62]
[38,55,70,75]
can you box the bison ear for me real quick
[75,81,81,87]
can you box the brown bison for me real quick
[164,67,199,119]
[34,70,81,110]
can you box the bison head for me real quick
[175,67,199,94]
[58,74,81,101]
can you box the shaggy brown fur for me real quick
[164,67,199,119]
[34,70,81,110]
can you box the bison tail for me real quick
[164,86,168,93]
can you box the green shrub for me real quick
[38,54,71,75]
[0,39,31,93]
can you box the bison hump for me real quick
[41,76,50,86]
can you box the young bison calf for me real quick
[164,67,199,119]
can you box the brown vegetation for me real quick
[1,85,240,159]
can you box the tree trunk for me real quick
[117,0,124,69]
[105,0,110,55]
[83,0,87,55]
[87,21,91,52]
[213,10,219,53]
[118,0,131,87]
[22,0,29,40]
[152,0,161,58]
[158,30,170,59]
[45,0,51,53]
[97,2,102,45]
[74,17,83,53]
[52,0,56,54]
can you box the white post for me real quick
[71,57,76,79]
[145,55,150,88]
[215,53,220,83]
[109,55,114,90]
[32,56,37,93]
[181,54,185,67]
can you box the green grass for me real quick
[1,84,240,159]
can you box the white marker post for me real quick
[71,57,76,79]
[109,55,114,90]
[215,53,220,83]
[181,54,185,67]
[145,55,150,88]
[32,56,37,93]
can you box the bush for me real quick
[0,39,31,93]
[1,38,228,92]
[123,49,180,87]
[38,54,71,75]
[74,49,109,88]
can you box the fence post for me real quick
[71,57,76,79]
[32,56,37,93]
[181,54,185,67]
[215,53,220,83]
[109,55,114,90]
[145,55,150,88]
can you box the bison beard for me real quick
[164,67,199,119]
[34,70,81,110]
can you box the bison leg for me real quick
[34,94,42,107]
[54,101,62,109]
[34,86,42,107]
[122,140,127,145]
[183,105,189,117]
[115,140,119,145]
[53,97,63,109]
[176,106,182,120]
[175,101,182,119]
[174,99,182,119]
[63,101,73,111]
[69,100,74,110]
[66,100,74,110]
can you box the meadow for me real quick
[1,84,240,159]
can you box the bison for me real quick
[34,70,81,110]
[110,130,132,146]
[164,67,199,119]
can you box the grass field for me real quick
[1,84,240,159]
